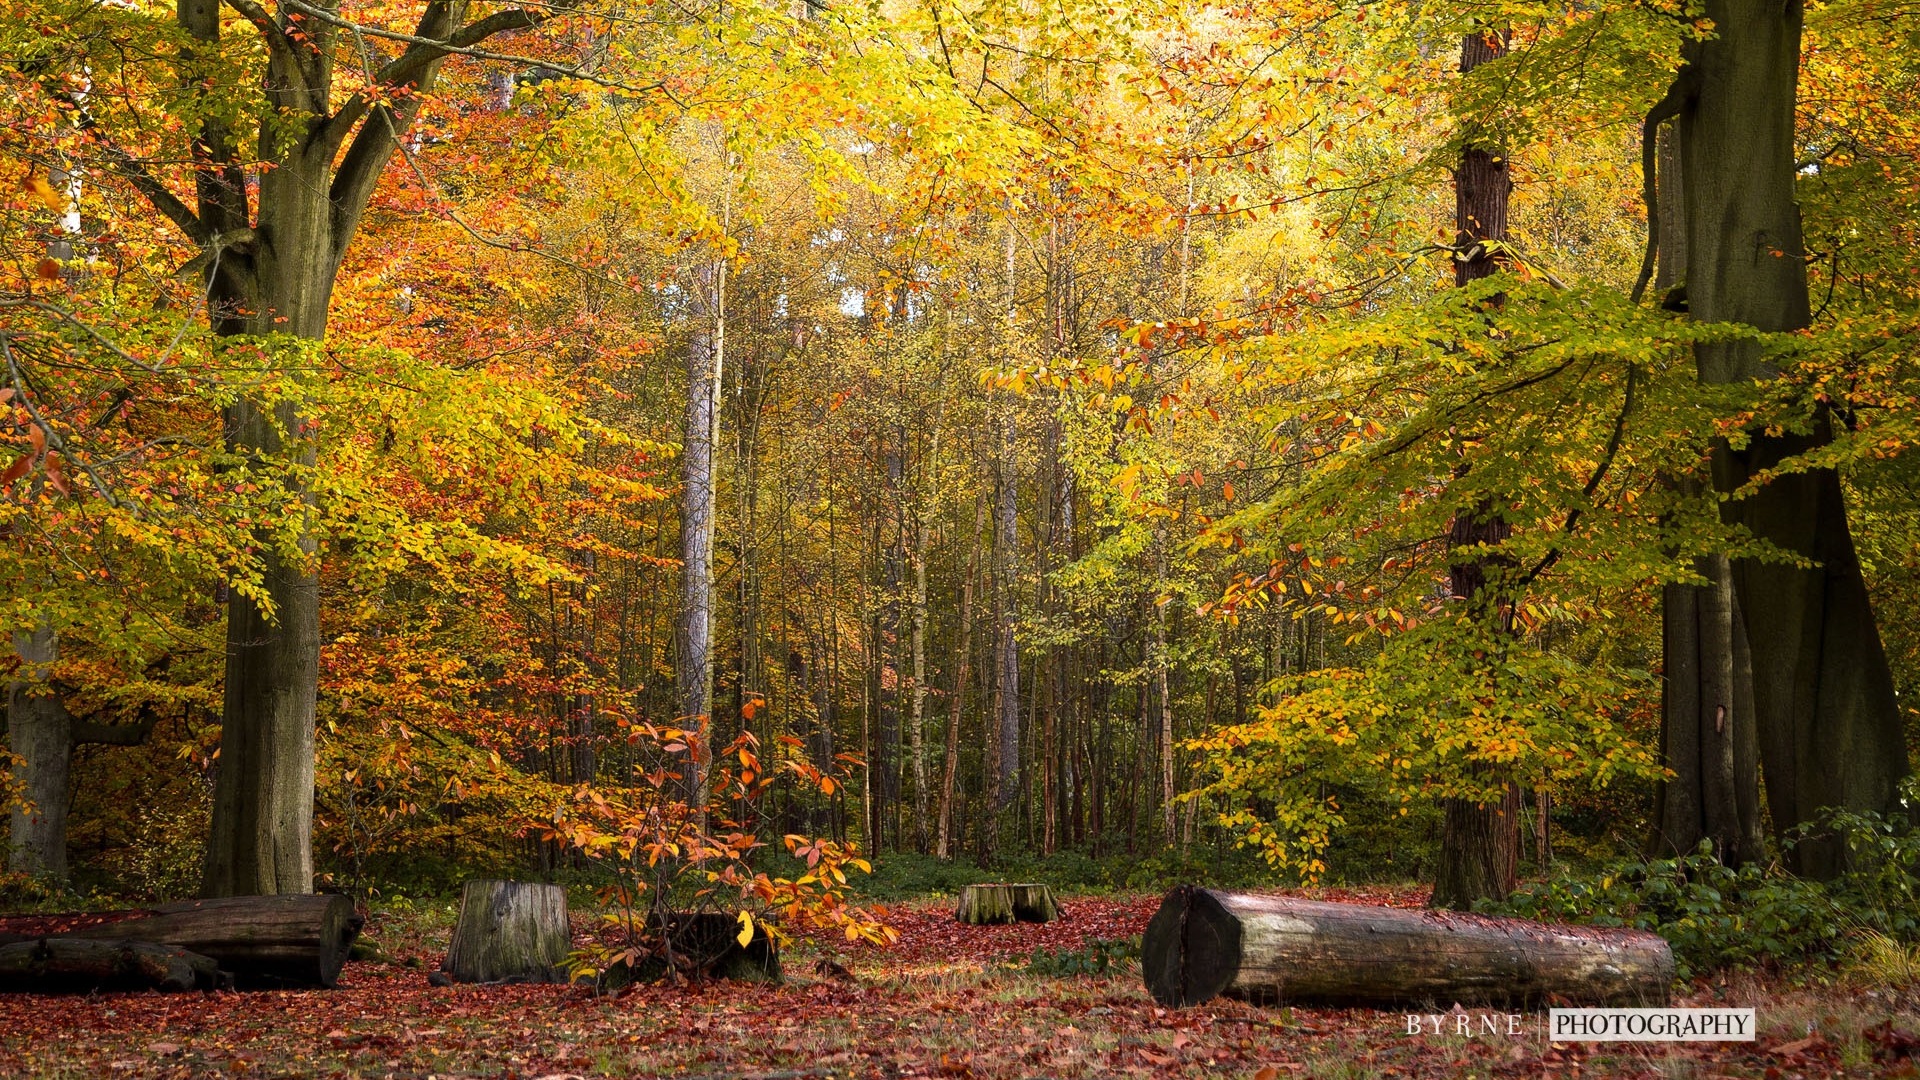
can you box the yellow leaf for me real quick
[26,174,64,214]
[736,910,754,946]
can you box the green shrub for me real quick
[1018,935,1141,977]
[1480,797,1920,979]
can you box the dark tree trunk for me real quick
[1678,0,1908,877]
[1431,28,1521,911]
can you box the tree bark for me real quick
[174,0,534,898]
[1430,29,1521,911]
[0,939,229,994]
[1144,888,1673,1008]
[5,894,363,987]
[1678,0,1908,876]
[936,499,983,858]
[7,626,69,881]
[955,883,1059,925]
[678,259,724,815]
[442,879,570,984]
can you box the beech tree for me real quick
[1673,0,1908,876]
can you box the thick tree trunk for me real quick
[1679,0,1908,876]
[442,880,570,984]
[185,2,488,897]
[7,626,69,881]
[1144,888,1673,1008]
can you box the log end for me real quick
[1142,885,1240,1007]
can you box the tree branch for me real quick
[1630,76,1689,306]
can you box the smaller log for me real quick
[7,894,363,988]
[0,939,230,994]
[1143,887,1674,1008]
[442,879,570,984]
[956,883,1060,925]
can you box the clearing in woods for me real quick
[2,888,1914,1079]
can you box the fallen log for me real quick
[0,939,231,994]
[442,879,569,984]
[0,894,362,988]
[955,883,1060,925]
[1143,886,1674,1008]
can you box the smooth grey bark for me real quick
[1678,0,1907,877]
[7,627,69,881]
[7,628,160,882]
[678,260,723,813]
[1649,122,1763,865]
[991,223,1021,813]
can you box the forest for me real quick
[3,0,1920,1076]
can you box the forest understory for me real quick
[4,888,1915,1080]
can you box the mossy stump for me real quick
[442,880,570,984]
[955,883,1060,925]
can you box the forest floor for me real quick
[1,886,1916,1079]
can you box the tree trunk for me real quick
[442,880,570,984]
[936,499,984,858]
[1143,888,1673,1008]
[992,413,1020,810]
[677,259,724,815]
[7,626,69,881]
[181,0,513,898]
[1431,29,1521,911]
[1679,0,1908,876]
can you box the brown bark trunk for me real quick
[1431,28,1521,911]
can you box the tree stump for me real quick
[956,883,1060,925]
[1143,886,1674,1008]
[0,938,231,993]
[442,880,570,984]
[584,911,781,992]
[0,894,362,988]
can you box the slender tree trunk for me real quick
[677,259,724,818]
[1155,526,1176,847]
[935,500,984,858]
[1679,0,1907,877]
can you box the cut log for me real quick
[956,883,1060,925]
[0,939,231,993]
[0,894,362,988]
[442,879,570,984]
[1143,887,1674,1008]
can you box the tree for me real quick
[1674,0,1908,877]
